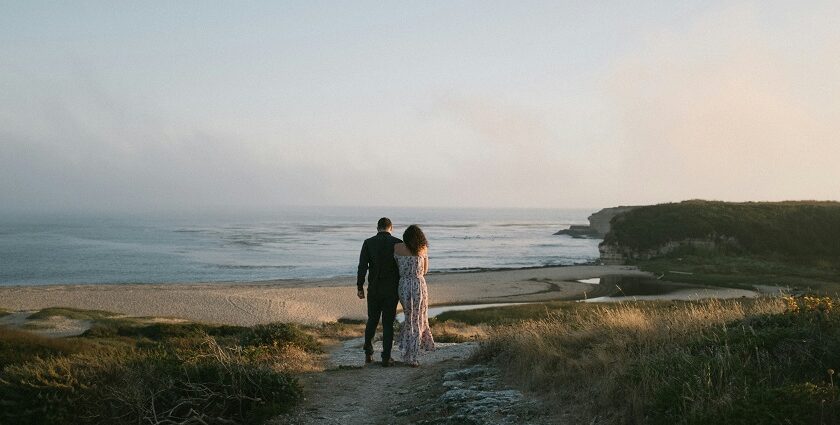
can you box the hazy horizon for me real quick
[3,1,839,214]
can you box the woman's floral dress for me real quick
[395,254,435,365]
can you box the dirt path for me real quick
[276,338,477,425]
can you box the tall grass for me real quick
[0,317,315,424]
[0,327,97,366]
[476,298,840,424]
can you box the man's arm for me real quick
[357,241,369,296]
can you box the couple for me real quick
[357,217,435,367]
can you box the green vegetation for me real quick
[0,308,9,318]
[28,307,119,321]
[602,200,840,293]
[437,301,587,325]
[0,327,100,366]
[637,253,840,293]
[427,317,487,342]
[451,297,840,424]
[605,200,840,261]
[0,310,317,424]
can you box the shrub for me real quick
[84,320,247,341]
[0,338,302,425]
[1,315,318,424]
[240,323,322,353]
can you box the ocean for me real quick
[0,207,601,286]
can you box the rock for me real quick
[395,408,414,417]
[554,206,643,239]
[442,365,489,381]
[434,364,544,424]
[439,388,478,403]
[587,206,641,236]
[553,225,600,238]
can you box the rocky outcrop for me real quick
[427,365,540,425]
[587,206,642,236]
[553,225,600,238]
[555,206,642,239]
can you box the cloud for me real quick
[0,74,337,212]
[3,3,839,213]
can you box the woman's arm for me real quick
[423,253,429,275]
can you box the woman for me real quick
[394,224,435,366]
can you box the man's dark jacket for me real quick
[357,231,402,299]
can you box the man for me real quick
[357,217,402,366]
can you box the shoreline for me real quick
[0,265,648,326]
[0,261,602,289]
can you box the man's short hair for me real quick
[377,217,392,231]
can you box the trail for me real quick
[277,337,477,425]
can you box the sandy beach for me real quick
[0,265,649,325]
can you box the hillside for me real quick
[601,200,840,261]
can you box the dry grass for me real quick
[1,337,302,425]
[313,321,366,342]
[429,318,488,343]
[1,311,321,424]
[0,326,97,365]
[474,297,840,424]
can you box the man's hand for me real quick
[357,289,365,299]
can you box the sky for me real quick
[1,1,839,213]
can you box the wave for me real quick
[216,264,296,270]
[492,223,573,228]
[429,260,598,274]
[421,223,479,228]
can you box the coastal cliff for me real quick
[587,206,641,236]
[554,205,641,238]
[598,200,840,264]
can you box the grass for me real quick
[27,307,120,321]
[1,340,302,425]
[635,253,840,294]
[437,301,593,325]
[316,320,366,341]
[428,317,488,342]
[0,309,318,424]
[468,297,840,424]
[0,326,101,366]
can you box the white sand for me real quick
[0,265,648,326]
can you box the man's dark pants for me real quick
[364,292,399,361]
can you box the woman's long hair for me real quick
[402,224,428,256]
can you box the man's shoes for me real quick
[381,358,393,367]
[365,354,373,364]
